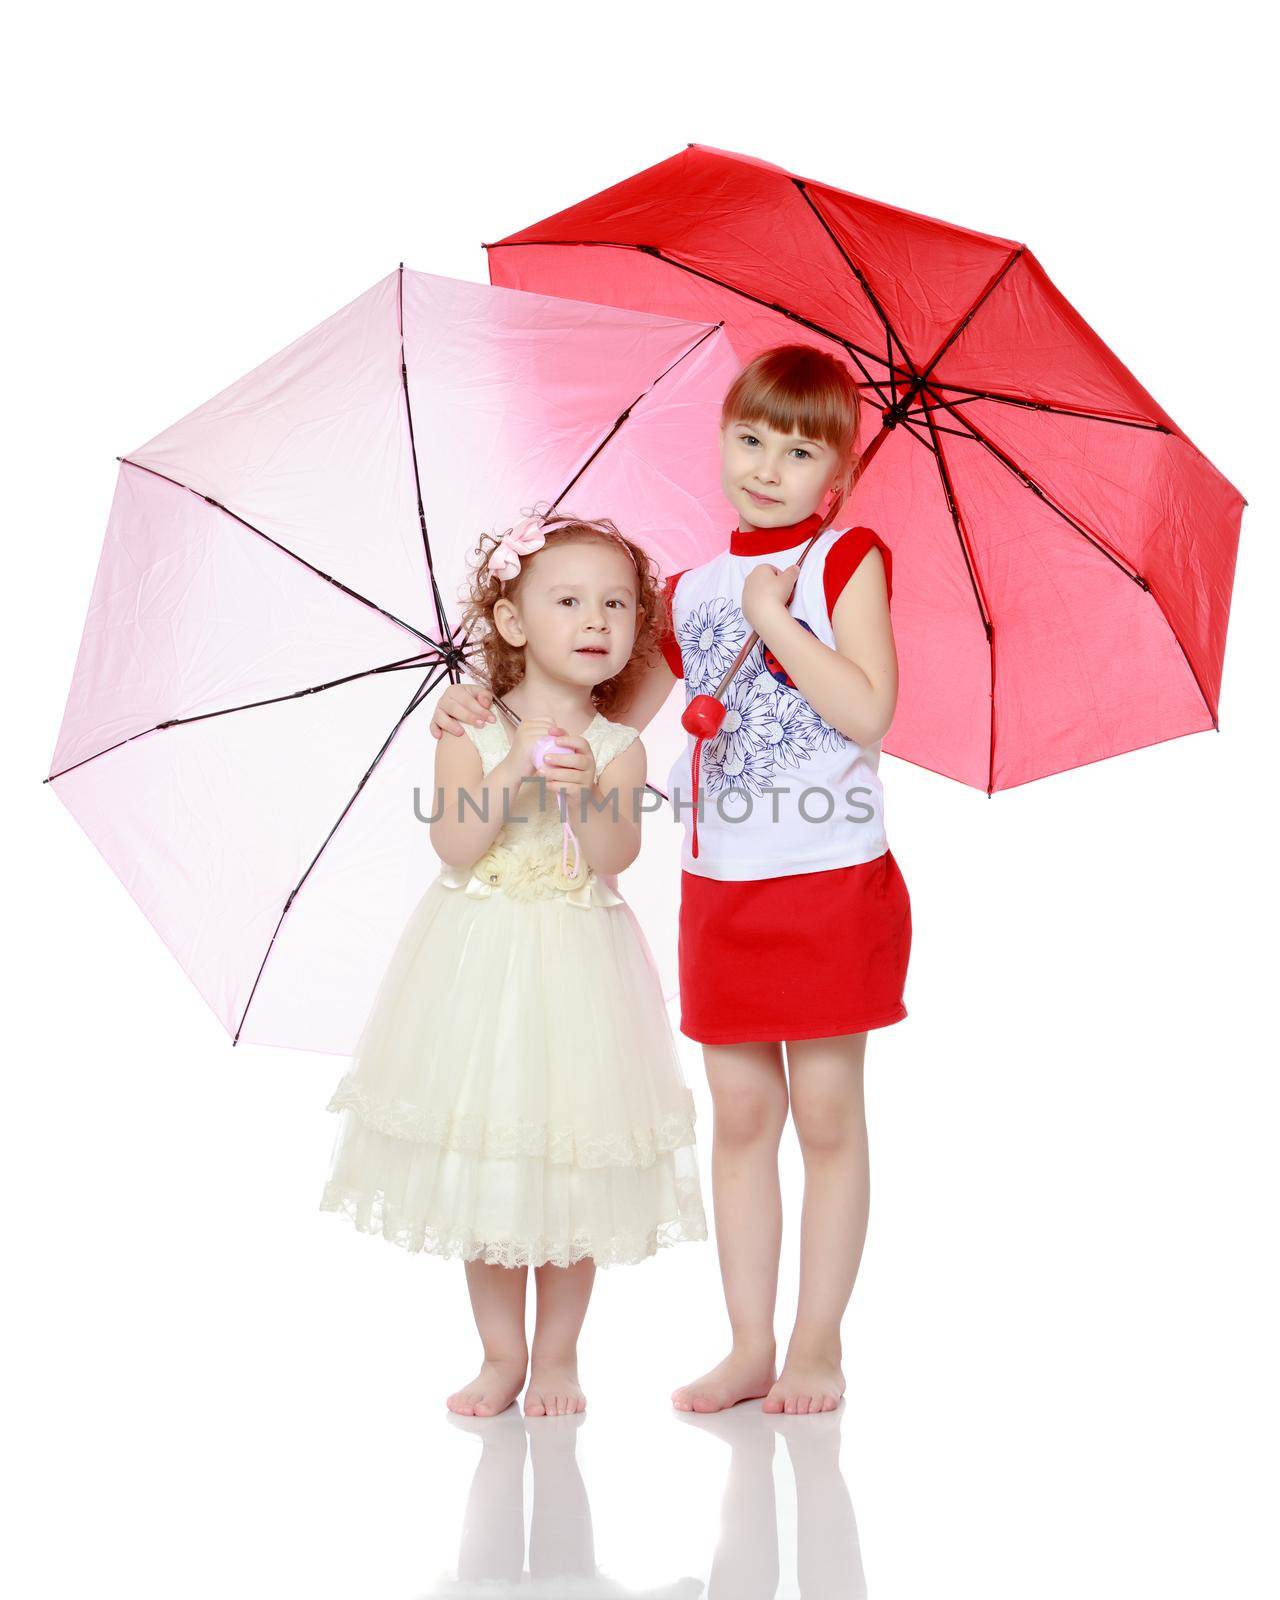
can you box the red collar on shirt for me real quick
[729,510,825,557]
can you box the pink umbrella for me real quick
[46,268,739,1050]
[485,143,1247,792]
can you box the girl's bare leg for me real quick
[448,1260,530,1417]
[764,1032,870,1414]
[526,1258,595,1416]
[672,1040,788,1412]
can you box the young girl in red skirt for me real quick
[431,343,911,1417]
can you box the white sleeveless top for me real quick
[665,523,889,881]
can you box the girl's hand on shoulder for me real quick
[741,563,800,631]
[430,681,496,738]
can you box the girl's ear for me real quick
[492,597,525,646]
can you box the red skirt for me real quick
[678,849,912,1045]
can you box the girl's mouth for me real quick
[576,647,608,655]
[747,489,780,506]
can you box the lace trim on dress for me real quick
[319,1178,709,1269]
[326,1074,698,1167]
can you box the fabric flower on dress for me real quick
[472,840,519,889]
[549,846,593,895]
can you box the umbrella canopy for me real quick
[47,268,740,1050]
[484,143,1247,792]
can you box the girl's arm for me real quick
[746,547,898,747]
[608,653,677,733]
[429,721,529,868]
[560,733,647,876]
[429,653,679,739]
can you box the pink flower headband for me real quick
[485,512,551,583]
[484,508,646,586]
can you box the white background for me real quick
[7,2,1276,1596]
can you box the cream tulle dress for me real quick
[319,708,707,1269]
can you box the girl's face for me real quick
[720,416,844,531]
[495,539,641,687]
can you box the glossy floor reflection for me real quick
[418,1401,864,1598]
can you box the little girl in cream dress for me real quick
[320,507,706,1417]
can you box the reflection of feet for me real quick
[446,1356,528,1417]
[761,1353,844,1414]
[524,1359,587,1416]
[673,1403,777,1455]
[671,1346,776,1413]
[763,1402,844,1443]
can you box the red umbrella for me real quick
[482,143,1247,793]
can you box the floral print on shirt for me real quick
[678,596,849,798]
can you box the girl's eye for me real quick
[740,433,810,459]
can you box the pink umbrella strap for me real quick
[557,791,581,877]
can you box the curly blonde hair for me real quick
[457,504,666,719]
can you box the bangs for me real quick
[721,344,861,455]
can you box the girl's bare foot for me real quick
[524,1357,586,1416]
[761,1349,845,1415]
[447,1355,528,1417]
[671,1343,777,1413]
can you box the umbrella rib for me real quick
[920,382,1152,590]
[548,318,728,506]
[116,457,436,646]
[922,384,1219,739]
[914,248,1174,434]
[917,246,1026,382]
[486,238,899,411]
[894,416,941,453]
[232,660,452,1045]
[794,181,921,386]
[918,395,997,794]
[41,641,486,784]
[921,384,1172,433]
[397,262,459,657]
[792,207,1151,444]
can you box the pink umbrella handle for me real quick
[557,791,580,877]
